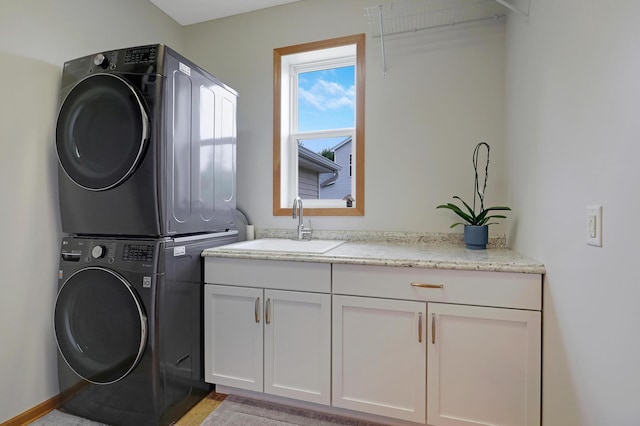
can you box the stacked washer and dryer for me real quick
[53,44,239,425]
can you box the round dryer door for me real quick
[54,267,147,384]
[56,73,149,191]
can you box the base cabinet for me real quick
[427,303,541,426]
[204,259,542,426]
[264,289,331,405]
[204,284,263,392]
[332,295,427,423]
[204,284,331,405]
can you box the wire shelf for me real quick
[365,0,530,77]
[365,0,506,38]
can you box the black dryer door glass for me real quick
[56,73,149,190]
[54,267,147,384]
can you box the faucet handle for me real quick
[301,220,313,240]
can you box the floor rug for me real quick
[28,395,387,425]
[200,395,387,426]
[28,410,106,425]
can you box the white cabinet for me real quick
[203,258,332,405]
[264,289,331,405]
[203,256,543,425]
[332,295,427,423]
[204,284,263,392]
[332,263,542,425]
[427,303,541,426]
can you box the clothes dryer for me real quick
[56,44,237,237]
[54,232,237,425]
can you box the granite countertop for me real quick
[202,230,546,275]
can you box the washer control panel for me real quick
[91,245,106,259]
[60,237,156,265]
[122,243,155,262]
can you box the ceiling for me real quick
[149,0,302,26]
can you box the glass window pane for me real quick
[298,136,353,201]
[297,66,355,132]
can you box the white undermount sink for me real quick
[217,238,346,254]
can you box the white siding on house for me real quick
[299,168,319,199]
[320,139,352,200]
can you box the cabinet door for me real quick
[332,295,427,423]
[264,290,331,405]
[204,284,263,392]
[427,303,541,426]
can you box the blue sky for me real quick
[297,65,355,153]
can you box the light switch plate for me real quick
[586,205,602,247]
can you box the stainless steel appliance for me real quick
[54,232,237,425]
[56,44,238,237]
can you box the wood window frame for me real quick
[273,34,365,216]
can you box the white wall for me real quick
[9,0,615,423]
[505,0,640,424]
[182,0,508,233]
[0,1,182,422]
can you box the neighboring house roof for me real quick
[331,136,352,151]
[298,145,342,174]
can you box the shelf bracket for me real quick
[493,0,529,20]
[377,5,387,78]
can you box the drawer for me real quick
[332,264,542,310]
[205,257,331,293]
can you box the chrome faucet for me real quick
[292,197,312,240]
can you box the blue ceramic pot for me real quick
[464,225,488,250]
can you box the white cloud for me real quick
[299,79,355,111]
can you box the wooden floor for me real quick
[173,391,227,426]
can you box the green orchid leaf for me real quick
[437,203,473,223]
[478,215,508,225]
[452,196,476,217]
[476,206,510,223]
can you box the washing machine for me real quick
[54,231,237,425]
[56,44,238,237]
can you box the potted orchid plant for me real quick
[437,142,510,249]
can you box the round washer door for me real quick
[56,73,149,191]
[54,267,147,384]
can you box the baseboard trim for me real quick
[2,393,62,426]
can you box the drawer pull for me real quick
[418,312,423,343]
[265,298,271,324]
[255,297,260,323]
[411,282,444,289]
[431,313,436,344]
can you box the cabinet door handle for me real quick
[265,298,271,324]
[255,297,260,323]
[411,282,444,289]
[418,312,423,343]
[431,313,436,344]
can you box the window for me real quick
[273,34,365,216]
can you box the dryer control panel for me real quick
[124,46,158,64]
